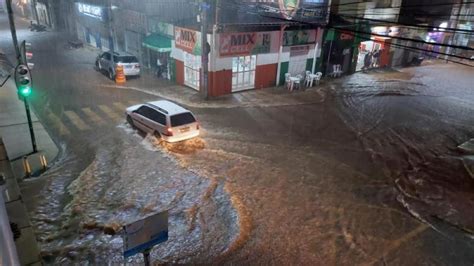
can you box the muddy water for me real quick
[21,125,239,264]
[335,67,474,238]
[19,64,474,264]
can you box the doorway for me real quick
[288,46,309,76]
[232,55,256,92]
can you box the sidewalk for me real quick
[103,68,328,109]
[67,41,328,108]
[1,53,58,265]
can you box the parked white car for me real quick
[125,100,200,143]
[96,51,140,79]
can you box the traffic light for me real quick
[20,41,34,70]
[15,64,32,98]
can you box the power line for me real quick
[331,0,473,9]
[225,3,474,62]
[221,1,474,40]
[223,0,473,28]
[337,14,474,35]
[327,1,474,14]
[329,26,474,67]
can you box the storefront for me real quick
[170,27,323,96]
[322,29,356,76]
[219,31,274,92]
[74,2,110,51]
[36,2,50,27]
[355,26,395,71]
[171,27,202,90]
[276,29,323,85]
[121,9,147,65]
[143,20,174,79]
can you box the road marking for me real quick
[113,102,127,112]
[82,107,105,125]
[98,105,121,121]
[64,111,91,131]
[47,112,71,136]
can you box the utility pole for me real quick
[23,96,37,153]
[200,0,209,99]
[6,0,21,63]
[108,0,115,67]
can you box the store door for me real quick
[232,55,256,92]
[288,46,308,76]
[184,52,201,90]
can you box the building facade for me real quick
[66,0,330,96]
[73,1,113,51]
[168,0,330,96]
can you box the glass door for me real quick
[184,52,201,90]
[232,55,256,92]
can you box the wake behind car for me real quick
[95,51,140,79]
[126,100,200,143]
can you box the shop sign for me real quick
[388,27,400,37]
[77,3,104,20]
[175,27,200,54]
[371,26,388,36]
[290,45,309,56]
[279,0,301,19]
[283,30,313,46]
[220,32,271,56]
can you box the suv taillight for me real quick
[163,127,173,136]
[196,123,200,130]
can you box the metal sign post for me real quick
[122,211,168,264]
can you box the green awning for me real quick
[142,34,172,53]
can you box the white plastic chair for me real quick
[331,65,337,77]
[335,65,343,77]
[294,74,303,90]
[285,73,292,91]
[305,72,313,87]
[314,72,322,85]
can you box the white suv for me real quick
[125,100,200,143]
[96,51,140,79]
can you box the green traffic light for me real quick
[20,86,31,97]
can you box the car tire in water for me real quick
[108,69,115,80]
[126,115,135,129]
[153,131,162,141]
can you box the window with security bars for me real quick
[184,52,201,90]
[232,55,256,92]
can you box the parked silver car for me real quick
[95,51,140,79]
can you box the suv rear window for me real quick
[114,56,138,63]
[170,112,196,127]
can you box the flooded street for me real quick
[2,15,474,265]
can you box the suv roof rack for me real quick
[147,104,169,114]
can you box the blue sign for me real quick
[76,3,105,21]
[123,230,168,258]
[122,211,169,258]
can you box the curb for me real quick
[103,84,327,109]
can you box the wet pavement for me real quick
[1,14,474,264]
